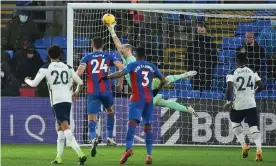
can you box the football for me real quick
[102,13,115,25]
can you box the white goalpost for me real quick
[67,3,276,147]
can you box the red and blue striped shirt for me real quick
[122,60,163,102]
[80,51,119,94]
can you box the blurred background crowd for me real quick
[1,0,276,99]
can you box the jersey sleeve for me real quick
[71,68,83,85]
[122,62,134,74]
[152,64,163,78]
[255,72,261,82]
[80,55,88,67]
[108,54,120,66]
[25,68,46,87]
[226,74,234,82]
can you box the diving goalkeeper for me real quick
[106,23,198,117]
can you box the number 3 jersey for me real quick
[226,66,261,110]
[25,62,83,106]
[80,51,119,95]
[122,61,163,102]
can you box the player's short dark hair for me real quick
[236,52,247,64]
[92,37,103,49]
[48,45,62,60]
[135,47,145,59]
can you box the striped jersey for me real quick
[122,60,163,102]
[80,51,119,94]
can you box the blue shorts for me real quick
[129,101,153,124]
[87,93,114,114]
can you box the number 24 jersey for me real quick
[80,51,119,95]
[226,66,261,110]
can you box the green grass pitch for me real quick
[1,144,275,166]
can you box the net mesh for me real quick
[71,6,276,146]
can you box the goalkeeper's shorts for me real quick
[153,94,163,106]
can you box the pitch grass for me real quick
[1,144,276,166]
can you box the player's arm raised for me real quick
[106,23,123,54]
[254,72,264,94]
[224,74,234,111]
[24,68,46,87]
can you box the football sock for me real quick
[88,120,97,140]
[64,129,85,157]
[250,126,262,151]
[159,99,188,112]
[144,127,153,155]
[56,131,65,158]
[107,112,115,138]
[232,123,246,147]
[165,74,185,83]
[126,121,137,151]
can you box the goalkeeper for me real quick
[106,23,198,117]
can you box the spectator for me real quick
[236,32,265,74]
[1,62,20,96]
[259,20,276,78]
[11,44,44,84]
[186,25,218,91]
[1,46,12,65]
[2,11,41,52]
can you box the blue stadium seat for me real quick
[174,79,192,90]
[168,13,180,20]
[37,49,47,62]
[62,49,67,62]
[235,23,258,36]
[221,37,244,50]
[160,90,180,99]
[255,91,269,99]
[185,15,204,21]
[201,90,224,99]
[212,64,231,76]
[74,36,90,49]
[266,79,276,90]
[218,50,236,64]
[120,36,128,44]
[52,36,67,49]
[254,20,271,36]
[180,90,200,99]
[34,36,52,49]
[6,50,14,58]
[268,91,276,99]
[254,10,276,16]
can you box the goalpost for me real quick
[67,3,276,147]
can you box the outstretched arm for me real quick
[25,69,46,87]
[107,70,127,80]
[166,71,197,84]
[106,23,123,55]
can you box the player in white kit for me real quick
[224,53,264,161]
[25,45,87,165]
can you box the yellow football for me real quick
[102,13,115,25]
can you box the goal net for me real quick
[67,3,276,147]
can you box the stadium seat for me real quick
[254,20,271,36]
[52,36,67,49]
[160,90,180,99]
[268,91,276,99]
[62,49,67,62]
[180,90,200,99]
[74,36,90,49]
[120,36,128,44]
[174,79,192,90]
[201,90,224,99]
[255,91,268,99]
[218,50,236,64]
[235,23,258,36]
[37,49,47,62]
[168,13,180,20]
[34,36,52,49]
[221,37,245,50]
[212,64,231,76]
[6,50,14,58]
[266,79,276,90]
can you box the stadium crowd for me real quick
[1,0,276,98]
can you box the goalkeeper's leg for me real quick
[155,97,198,116]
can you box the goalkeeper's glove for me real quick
[183,71,197,79]
[107,22,117,37]
[152,89,160,97]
